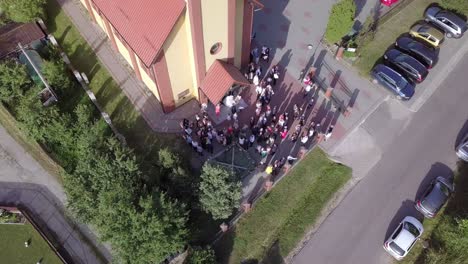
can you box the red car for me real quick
[381,0,399,7]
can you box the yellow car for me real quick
[409,22,445,47]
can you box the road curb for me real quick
[408,35,468,112]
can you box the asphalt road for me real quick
[293,54,468,264]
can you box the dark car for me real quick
[371,64,415,100]
[425,6,467,38]
[395,37,438,69]
[384,49,428,83]
[415,176,454,218]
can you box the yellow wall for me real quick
[136,59,160,101]
[234,0,244,68]
[91,6,107,35]
[183,8,199,100]
[163,12,196,107]
[110,27,134,70]
[79,0,87,10]
[201,0,229,72]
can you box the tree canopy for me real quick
[324,0,356,44]
[198,163,241,220]
[0,61,31,103]
[0,0,47,23]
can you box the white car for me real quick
[383,216,424,260]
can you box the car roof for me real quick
[373,64,401,79]
[438,11,467,26]
[413,23,444,39]
[394,229,416,250]
[422,182,449,212]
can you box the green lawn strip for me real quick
[0,222,63,264]
[45,0,183,154]
[354,0,437,75]
[0,105,64,181]
[274,163,351,257]
[215,148,351,263]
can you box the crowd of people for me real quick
[180,44,335,177]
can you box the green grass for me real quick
[44,0,185,155]
[0,222,63,264]
[214,148,351,263]
[354,0,439,75]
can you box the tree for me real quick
[324,0,356,44]
[0,0,46,23]
[42,60,73,93]
[185,247,217,264]
[158,148,192,198]
[198,163,241,220]
[0,61,31,103]
[64,138,189,263]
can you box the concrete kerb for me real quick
[408,35,468,112]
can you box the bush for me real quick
[0,0,46,23]
[324,0,356,44]
[0,61,31,104]
[441,0,468,17]
[185,247,217,264]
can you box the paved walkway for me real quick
[0,125,111,263]
[252,0,389,156]
[55,0,199,133]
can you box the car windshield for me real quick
[390,242,405,256]
[397,77,408,89]
[422,182,449,212]
[461,143,468,154]
[404,222,420,237]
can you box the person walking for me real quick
[271,65,280,86]
[249,134,255,148]
[251,47,260,64]
[261,45,270,62]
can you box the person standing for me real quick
[215,103,221,117]
[325,125,334,141]
[271,65,280,85]
[249,134,255,148]
[303,84,312,98]
[300,132,309,145]
[251,47,260,64]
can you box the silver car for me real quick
[456,133,468,161]
[383,216,424,260]
[425,6,467,38]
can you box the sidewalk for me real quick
[54,0,199,133]
[0,124,111,263]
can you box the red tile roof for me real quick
[92,0,185,66]
[200,60,250,105]
[0,22,45,58]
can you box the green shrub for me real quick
[324,0,356,44]
[441,0,468,16]
[185,247,217,264]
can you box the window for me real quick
[392,224,403,239]
[210,42,222,55]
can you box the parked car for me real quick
[371,64,415,100]
[409,22,445,47]
[425,6,467,38]
[415,176,454,218]
[383,216,424,260]
[456,133,468,161]
[383,49,428,83]
[395,37,438,68]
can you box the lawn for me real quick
[0,222,63,264]
[214,148,351,263]
[44,0,186,156]
[354,0,438,75]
